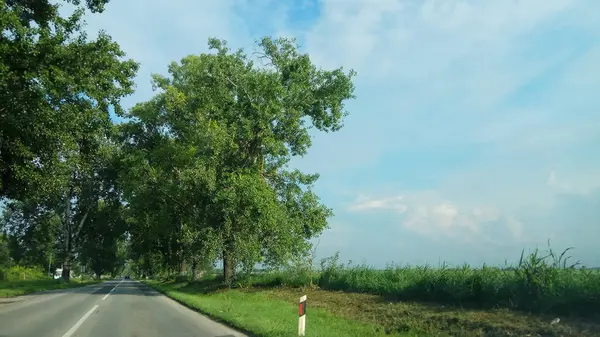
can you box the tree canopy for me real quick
[0,0,137,201]
[0,0,356,283]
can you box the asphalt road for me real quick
[0,280,246,337]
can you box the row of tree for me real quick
[0,0,356,284]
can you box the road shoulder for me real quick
[0,279,102,298]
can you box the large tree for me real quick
[0,0,137,201]
[78,199,126,278]
[55,130,127,281]
[0,133,126,281]
[1,0,137,281]
[121,37,356,283]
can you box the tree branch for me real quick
[225,76,257,107]
[72,205,92,243]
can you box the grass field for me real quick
[261,249,600,317]
[146,247,600,336]
[0,279,101,297]
[146,279,411,337]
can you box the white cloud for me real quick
[303,0,580,83]
[505,217,524,241]
[547,170,574,192]
[291,0,600,178]
[547,170,558,186]
[347,168,600,250]
[348,191,502,242]
[348,195,407,212]
[285,0,600,263]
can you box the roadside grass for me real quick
[145,279,413,337]
[249,246,600,318]
[257,286,600,337]
[146,246,600,336]
[0,279,101,297]
[146,277,600,337]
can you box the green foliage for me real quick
[0,2,595,326]
[78,199,127,278]
[119,36,355,284]
[67,0,112,13]
[234,248,600,317]
[0,0,138,200]
[0,200,58,268]
[0,233,11,269]
[1,0,137,282]
[3,0,354,290]
[0,265,48,281]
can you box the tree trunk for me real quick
[223,249,235,285]
[178,258,184,275]
[62,254,72,282]
[222,221,236,285]
[191,258,198,281]
[61,172,75,283]
[94,265,103,279]
[178,220,184,275]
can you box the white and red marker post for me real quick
[298,295,307,336]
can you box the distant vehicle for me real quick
[125,275,130,280]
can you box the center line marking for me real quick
[61,304,98,337]
[102,280,122,300]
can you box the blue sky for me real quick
[65,0,600,268]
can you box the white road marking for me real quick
[61,304,99,337]
[101,280,123,300]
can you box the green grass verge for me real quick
[145,278,600,337]
[139,246,600,336]
[144,280,413,337]
[0,279,101,297]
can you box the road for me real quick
[0,280,246,337]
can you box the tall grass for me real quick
[243,246,600,317]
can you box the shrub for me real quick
[0,265,49,281]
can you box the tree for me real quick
[78,199,126,278]
[122,37,356,283]
[79,148,128,279]
[0,199,59,269]
[0,0,138,201]
[0,135,122,281]
[2,0,138,281]
[55,132,128,281]
[0,233,11,270]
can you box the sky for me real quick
[64,0,600,268]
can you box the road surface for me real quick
[0,280,246,337]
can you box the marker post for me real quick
[298,295,307,336]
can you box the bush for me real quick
[0,265,49,281]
